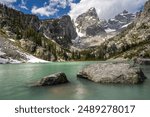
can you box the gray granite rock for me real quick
[36,72,69,86]
[77,62,147,84]
[86,24,106,37]
[40,15,77,48]
[75,7,106,36]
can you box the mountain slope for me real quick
[0,4,77,48]
[0,4,78,62]
[0,34,48,63]
[94,0,150,60]
[0,1,149,62]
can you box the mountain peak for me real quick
[123,10,128,14]
[108,10,135,30]
[87,7,98,17]
[75,7,103,37]
[89,7,96,12]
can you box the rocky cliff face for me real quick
[40,15,77,48]
[75,7,106,37]
[108,10,135,30]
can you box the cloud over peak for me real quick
[31,5,59,17]
[69,0,148,20]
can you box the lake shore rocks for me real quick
[36,72,69,86]
[77,62,147,84]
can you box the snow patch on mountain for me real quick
[121,22,132,28]
[26,54,49,63]
[105,28,116,33]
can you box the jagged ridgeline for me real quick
[0,4,81,61]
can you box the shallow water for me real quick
[0,61,150,100]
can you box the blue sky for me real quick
[0,0,147,20]
[8,0,80,19]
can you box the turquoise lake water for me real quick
[0,61,150,100]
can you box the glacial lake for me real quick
[0,61,150,100]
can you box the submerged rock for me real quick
[36,72,69,86]
[77,63,147,84]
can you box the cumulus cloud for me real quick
[31,6,58,17]
[69,0,148,20]
[31,0,74,17]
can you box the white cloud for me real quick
[19,0,28,10]
[69,0,148,20]
[20,5,28,10]
[31,0,74,17]
[31,6,58,17]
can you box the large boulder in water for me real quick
[37,72,69,86]
[77,62,147,84]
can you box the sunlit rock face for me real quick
[75,7,106,37]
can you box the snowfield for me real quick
[0,49,49,64]
[26,54,49,63]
